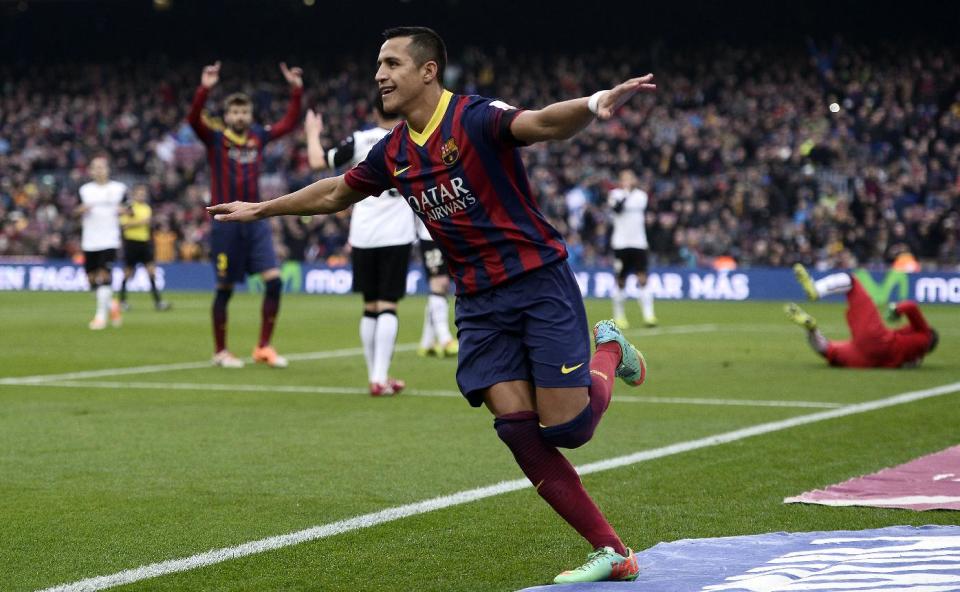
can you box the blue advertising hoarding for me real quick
[1,260,959,305]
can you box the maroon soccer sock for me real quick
[212,288,232,352]
[258,278,282,348]
[588,342,621,424]
[495,411,626,554]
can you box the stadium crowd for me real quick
[1,39,959,270]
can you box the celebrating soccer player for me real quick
[786,264,939,368]
[188,61,303,368]
[209,27,654,582]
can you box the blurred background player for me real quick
[415,218,458,358]
[188,61,303,368]
[118,184,171,312]
[607,168,656,328]
[786,264,939,368]
[77,155,126,330]
[209,26,655,584]
[304,99,415,396]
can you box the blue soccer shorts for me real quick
[454,260,592,407]
[210,219,278,285]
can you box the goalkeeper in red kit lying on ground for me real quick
[785,264,939,368]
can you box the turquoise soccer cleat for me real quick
[593,319,646,386]
[554,546,640,584]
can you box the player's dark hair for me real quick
[224,93,252,110]
[929,328,939,353]
[372,93,398,121]
[383,26,447,83]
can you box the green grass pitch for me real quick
[1,291,958,591]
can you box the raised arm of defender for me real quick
[207,175,366,221]
[509,74,656,144]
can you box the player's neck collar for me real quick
[224,129,249,145]
[407,89,452,147]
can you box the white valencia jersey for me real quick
[79,180,127,251]
[334,127,416,248]
[608,187,649,250]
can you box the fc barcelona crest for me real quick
[440,137,459,166]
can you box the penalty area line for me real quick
[34,380,960,592]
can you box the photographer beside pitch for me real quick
[210,26,654,583]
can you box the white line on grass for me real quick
[5,380,843,409]
[35,380,960,592]
[1,324,746,386]
[0,344,418,385]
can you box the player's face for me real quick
[376,38,426,115]
[224,105,253,133]
[619,170,637,189]
[132,186,148,202]
[90,157,110,183]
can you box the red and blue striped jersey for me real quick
[343,91,567,295]
[187,85,302,206]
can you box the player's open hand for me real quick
[304,109,324,137]
[280,62,304,88]
[201,61,221,89]
[596,74,656,120]
[207,201,264,222]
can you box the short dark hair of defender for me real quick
[223,93,252,110]
[372,93,398,120]
[382,26,447,83]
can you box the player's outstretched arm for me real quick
[510,74,656,144]
[895,301,932,333]
[267,63,304,140]
[207,176,366,222]
[188,61,221,144]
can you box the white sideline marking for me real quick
[615,395,842,409]
[0,344,418,385]
[4,380,842,409]
[1,323,743,386]
[35,380,960,592]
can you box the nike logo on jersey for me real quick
[561,362,585,374]
[393,165,412,176]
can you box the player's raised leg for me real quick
[793,263,852,301]
[844,276,891,353]
[784,302,829,357]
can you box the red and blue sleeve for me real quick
[462,96,526,148]
[187,86,214,145]
[266,86,303,141]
